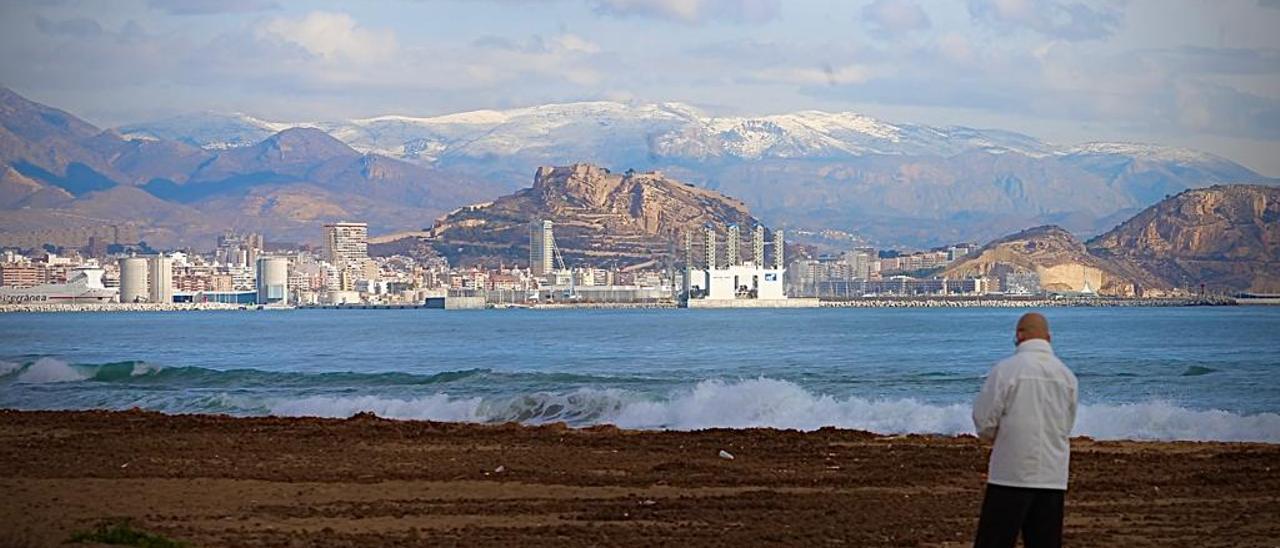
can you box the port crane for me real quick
[549,227,576,300]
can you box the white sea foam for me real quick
[14,358,91,383]
[268,394,486,423]
[0,360,22,377]
[248,378,1280,443]
[129,362,165,377]
[1076,401,1280,442]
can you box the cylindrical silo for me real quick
[118,257,148,303]
[256,256,289,305]
[148,255,173,304]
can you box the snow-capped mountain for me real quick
[120,101,1069,164]
[115,101,1272,246]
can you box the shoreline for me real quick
[2,409,1277,546]
[0,296,1244,313]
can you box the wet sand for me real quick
[1,410,1277,547]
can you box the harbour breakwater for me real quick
[818,296,1236,308]
[0,296,1239,313]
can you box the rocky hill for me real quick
[120,101,1275,247]
[1087,185,1280,293]
[941,225,1156,296]
[405,163,763,267]
[0,88,501,248]
[944,185,1280,295]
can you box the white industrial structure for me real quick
[683,222,814,307]
[147,254,173,304]
[118,257,148,303]
[256,256,290,305]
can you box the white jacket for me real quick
[973,339,1078,490]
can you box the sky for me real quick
[1,0,1278,175]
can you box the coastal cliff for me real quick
[1087,185,1280,293]
[944,185,1280,295]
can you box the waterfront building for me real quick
[323,222,370,285]
[529,220,555,276]
[684,224,797,307]
[0,262,42,288]
[1002,271,1043,296]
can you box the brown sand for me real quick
[1,409,1277,547]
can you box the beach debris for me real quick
[640,499,656,506]
[718,450,735,460]
[120,462,129,469]
[494,465,505,474]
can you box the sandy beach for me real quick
[1,410,1277,547]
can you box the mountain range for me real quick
[2,86,1276,252]
[119,100,1275,247]
[0,87,503,248]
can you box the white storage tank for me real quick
[118,257,148,303]
[256,256,289,305]
[148,255,173,304]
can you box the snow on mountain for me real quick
[118,112,311,151]
[114,102,1070,164]
[1060,142,1235,165]
[114,102,1258,178]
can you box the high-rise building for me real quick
[753,224,765,266]
[703,224,716,270]
[529,220,554,276]
[323,222,369,282]
[772,229,785,270]
[726,224,740,266]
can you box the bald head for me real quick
[1016,312,1051,345]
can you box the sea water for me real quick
[2,307,1278,442]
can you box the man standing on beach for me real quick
[972,312,1078,548]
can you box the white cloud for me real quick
[148,0,278,15]
[967,0,1123,41]
[589,0,779,24]
[260,12,397,62]
[862,0,932,34]
[751,64,874,86]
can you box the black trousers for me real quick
[974,483,1065,548]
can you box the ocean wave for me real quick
[0,358,649,388]
[4,362,1278,443]
[259,378,1280,443]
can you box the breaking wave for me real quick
[253,378,1280,442]
[3,361,1278,443]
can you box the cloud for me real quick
[750,64,874,86]
[1174,81,1280,140]
[475,33,601,55]
[260,12,397,62]
[148,0,278,15]
[967,0,1123,41]
[862,0,931,35]
[589,0,780,24]
[35,16,103,37]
